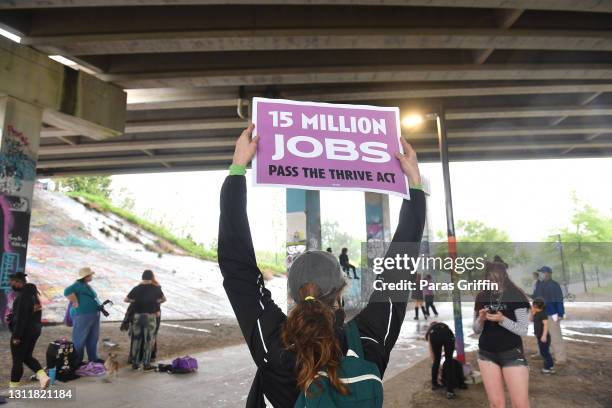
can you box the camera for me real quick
[98,300,113,317]
[486,303,506,313]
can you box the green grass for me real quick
[591,280,612,296]
[67,191,286,275]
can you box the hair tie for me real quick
[304,296,316,301]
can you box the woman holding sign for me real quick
[218,124,426,407]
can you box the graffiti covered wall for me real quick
[0,97,42,325]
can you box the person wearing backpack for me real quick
[219,124,426,407]
[7,272,50,389]
[124,270,166,371]
[64,267,103,366]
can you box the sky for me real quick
[110,157,612,253]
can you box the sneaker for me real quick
[414,316,419,320]
[36,370,50,389]
[143,365,155,372]
[132,364,140,370]
[446,392,456,399]
[530,353,542,360]
[432,382,442,390]
[541,368,556,375]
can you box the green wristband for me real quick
[229,164,246,176]
[411,183,424,191]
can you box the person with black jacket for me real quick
[7,272,50,389]
[218,124,426,407]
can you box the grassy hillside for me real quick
[67,191,286,276]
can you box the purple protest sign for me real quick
[252,98,409,198]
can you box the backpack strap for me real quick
[344,320,364,359]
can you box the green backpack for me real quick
[294,320,384,408]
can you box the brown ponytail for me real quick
[282,282,349,396]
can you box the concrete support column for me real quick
[286,188,321,264]
[0,96,43,320]
[286,188,321,309]
[361,192,392,305]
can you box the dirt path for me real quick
[0,318,244,386]
[385,306,612,408]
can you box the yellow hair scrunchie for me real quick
[304,296,316,301]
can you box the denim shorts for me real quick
[478,347,528,368]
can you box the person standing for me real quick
[537,266,566,364]
[423,274,438,317]
[412,272,427,320]
[531,272,542,299]
[64,267,102,366]
[339,247,359,279]
[473,259,531,408]
[530,298,555,374]
[125,270,166,370]
[7,272,50,389]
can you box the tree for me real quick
[59,176,113,198]
[552,193,612,289]
[434,220,524,281]
[321,221,361,262]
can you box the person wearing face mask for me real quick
[7,272,50,389]
[219,124,426,407]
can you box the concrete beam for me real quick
[0,36,126,140]
[445,104,612,120]
[408,125,612,139]
[474,9,524,64]
[37,152,233,169]
[23,29,612,55]
[289,84,612,103]
[2,0,611,13]
[126,87,240,110]
[41,118,245,137]
[102,64,612,88]
[38,137,237,155]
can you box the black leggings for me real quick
[430,330,455,392]
[11,329,43,382]
[425,295,438,316]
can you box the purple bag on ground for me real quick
[64,302,73,327]
[75,362,106,377]
[171,356,198,373]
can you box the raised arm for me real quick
[355,139,426,376]
[218,124,286,368]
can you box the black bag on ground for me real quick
[46,339,79,382]
[442,358,467,390]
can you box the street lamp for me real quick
[402,107,466,364]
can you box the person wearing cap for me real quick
[537,266,566,364]
[64,267,102,365]
[218,124,426,407]
[7,272,50,389]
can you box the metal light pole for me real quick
[435,106,465,363]
[557,234,570,295]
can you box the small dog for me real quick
[104,353,120,381]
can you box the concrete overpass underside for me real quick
[1,1,612,176]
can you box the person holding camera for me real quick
[473,258,531,408]
[64,267,104,366]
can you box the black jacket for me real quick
[218,175,426,408]
[8,283,42,339]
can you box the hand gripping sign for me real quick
[252,98,409,199]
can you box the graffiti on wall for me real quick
[0,125,36,195]
[1,124,36,327]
